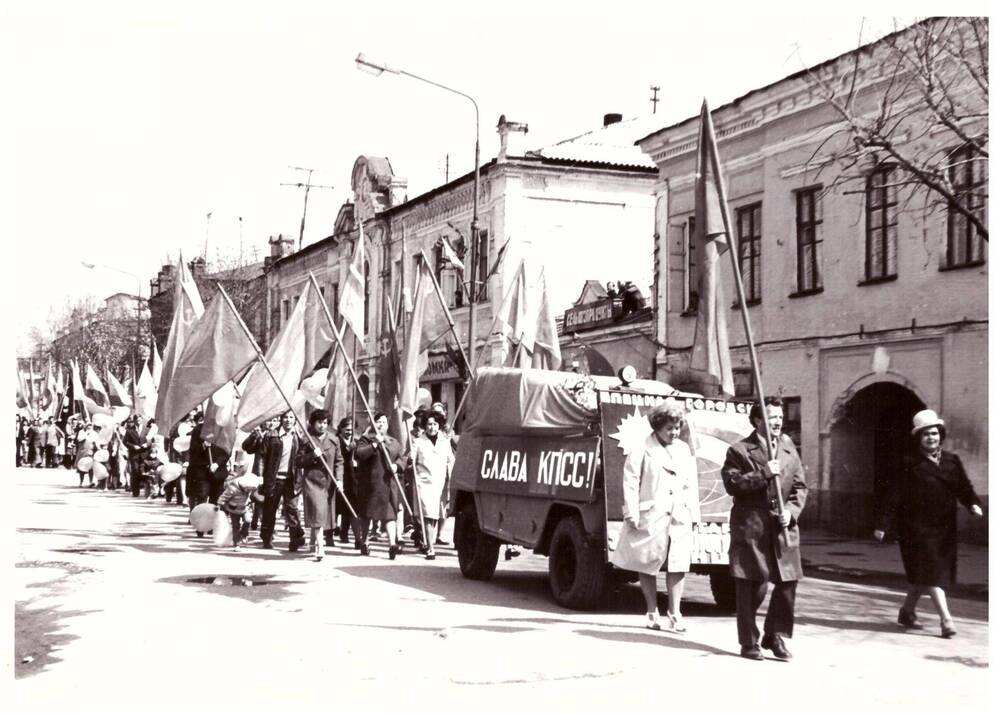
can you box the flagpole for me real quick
[447,257,524,430]
[704,105,787,533]
[307,272,417,521]
[215,283,360,522]
[419,251,472,375]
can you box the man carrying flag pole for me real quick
[693,99,808,662]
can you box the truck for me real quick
[448,366,753,611]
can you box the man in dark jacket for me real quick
[186,413,229,535]
[722,396,808,662]
[242,415,278,530]
[123,417,145,496]
[244,411,305,551]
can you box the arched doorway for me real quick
[827,382,924,536]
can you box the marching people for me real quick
[329,417,360,548]
[242,415,277,531]
[163,414,191,506]
[295,409,343,561]
[187,412,227,536]
[123,416,145,497]
[411,410,453,560]
[610,400,699,632]
[722,396,808,661]
[43,418,64,468]
[354,411,407,559]
[28,419,43,467]
[875,409,984,638]
[246,411,305,552]
[139,437,162,499]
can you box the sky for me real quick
[3,0,989,355]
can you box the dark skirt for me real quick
[899,518,958,587]
[361,470,400,521]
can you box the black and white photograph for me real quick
[5,1,991,709]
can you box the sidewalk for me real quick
[800,529,988,601]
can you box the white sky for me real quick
[3,0,990,355]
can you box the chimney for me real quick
[269,234,295,260]
[496,114,529,163]
[603,112,623,127]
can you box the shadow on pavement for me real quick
[924,654,988,669]
[15,601,96,678]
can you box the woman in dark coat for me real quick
[295,409,343,562]
[354,411,407,559]
[876,409,983,638]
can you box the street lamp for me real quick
[81,262,145,385]
[355,53,481,377]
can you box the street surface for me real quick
[9,467,989,711]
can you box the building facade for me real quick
[638,20,988,541]
[265,113,660,421]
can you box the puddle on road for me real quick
[52,547,117,555]
[161,574,304,602]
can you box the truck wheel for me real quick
[548,516,605,610]
[455,502,500,580]
[709,570,737,612]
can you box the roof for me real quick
[530,114,662,170]
[635,19,925,147]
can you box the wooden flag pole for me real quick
[704,109,788,535]
[215,283,360,522]
[308,273,416,521]
[419,251,472,375]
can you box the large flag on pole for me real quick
[690,100,735,398]
[106,370,131,408]
[156,252,205,427]
[323,330,352,425]
[15,365,32,416]
[134,362,157,420]
[399,258,437,416]
[236,279,336,430]
[84,365,111,408]
[157,287,258,432]
[339,214,366,344]
[495,258,562,370]
[375,290,403,438]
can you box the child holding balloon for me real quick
[216,462,263,551]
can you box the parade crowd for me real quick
[15,401,458,564]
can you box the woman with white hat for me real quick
[875,409,983,638]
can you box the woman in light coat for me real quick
[411,411,454,560]
[611,401,699,632]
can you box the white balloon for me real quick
[112,406,131,423]
[92,462,109,482]
[212,510,233,547]
[97,425,115,446]
[416,387,432,409]
[93,448,110,464]
[236,472,262,490]
[173,436,191,453]
[157,463,182,483]
[177,422,193,437]
[189,503,216,532]
[76,456,94,472]
[91,413,112,428]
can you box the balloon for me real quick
[146,424,159,441]
[177,422,193,437]
[173,436,191,453]
[158,452,171,465]
[93,449,110,464]
[236,473,262,490]
[212,510,233,547]
[76,456,94,472]
[92,462,109,482]
[416,387,432,409]
[97,425,115,446]
[112,406,131,423]
[157,463,182,483]
[91,413,112,428]
[190,503,216,532]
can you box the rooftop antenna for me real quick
[281,166,336,251]
[650,85,661,114]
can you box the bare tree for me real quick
[806,17,988,240]
[44,295,151,380]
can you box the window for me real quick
[282,299,290,322]
[795,188,822,293]
[683,216,698,312]
[865,166,897,280]
[946,144,987,268]
[736,203,762,302]
[331,283,339,322]
[430,382,442,403]
[782,396,802,448]
[733,368,755,398]
[475,229,490,301]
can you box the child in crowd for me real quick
[216,457,263,551]
[140,440,162,499]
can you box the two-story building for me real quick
[637,20,987,540]
[265,112,661,419]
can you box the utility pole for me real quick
[282,166,336,251]
[650,85,661,114]
[204,211,213,259]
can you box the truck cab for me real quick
[449,367,753,610]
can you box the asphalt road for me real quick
[9,467,990,711]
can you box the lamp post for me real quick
[81,262,144,384]
[355,53,481,377]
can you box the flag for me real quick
[156,252,205,427]
[399,257,443,417]
[439,236,465,271]
[323,329,353,425]
[495,258,562,370]
[375,290,403,439]
[690,100,735,398]
[237,279,336,430]
[134,362,158,421]
[202,378,244,453]
[15,365,31,415]
[151,342,163,387]
[85,364,111,407]
[70,360,84,406]
[106,370,131,408]
[339,215,366,343]
[157,285,257,433]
